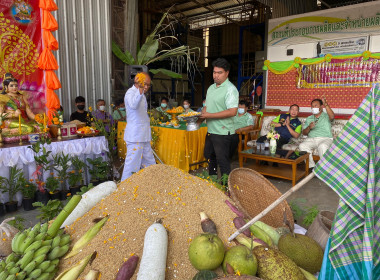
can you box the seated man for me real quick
[156,97,171,120]
[257,104,302,148]
[299,96,335,168]
[70,96,92,126]
[230,100,255,156]
[93,99,114,132]
[112,99,126,122]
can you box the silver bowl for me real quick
[181,116,200,131]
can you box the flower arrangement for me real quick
[52,111,63,126]
[135,72,147,87]
[68,156,86,187]
[267,130,280,140]
[52,152,71,190]
[45,176,60,194]
[34,113,44,124]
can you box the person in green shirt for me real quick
[183,99,194,114]
[156,97,171,120]
[299,95,335,168]
[230,100,255,156]
[200,58,239,176]
[112,99,126,122]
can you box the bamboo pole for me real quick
[228,172,315,242]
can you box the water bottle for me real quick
[264,140,269,151]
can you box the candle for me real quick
[43,113,46,132]
[19,114,21,135]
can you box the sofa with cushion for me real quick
[246,113,349,159]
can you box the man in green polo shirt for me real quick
[299,96,335,168]
[201,58,239,176]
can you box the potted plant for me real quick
[45,176,60,200]
[32,199,63,223]
[20,177,37,211]
[0,166,24,213]
[28,136,52,204]
[0,199,5,216]
[53,152,71,191]
[87,157,109,184]
[67,156,86,196]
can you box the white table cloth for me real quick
[0,136,109,205]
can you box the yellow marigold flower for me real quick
[89,106,93,112]
[135,72,146,87]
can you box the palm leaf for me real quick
[137,40,159,65]
[112,41,135,65]
[149,69,182,79]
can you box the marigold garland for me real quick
[135,72,146,87]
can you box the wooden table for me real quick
[239,148,309,186]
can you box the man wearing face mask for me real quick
[94,99,114,132]
[121,72,156,181]
[230,100,255,156]
[299,95,335,169]
[156,97,171,120]
[112,99,126,122]
[70,96,92,126]
[197,98,206,113]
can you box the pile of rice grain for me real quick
[59,164,237,279]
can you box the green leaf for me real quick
[149,68,182,79]
[137,40,159,65]
[112,41,135,65]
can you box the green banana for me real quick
[24,240,43,254]
[18,250,35,270]
[28,268,42,279]
[45,259,59,273]
[38,272,51,280]
[51,235,61,248]
[23,261,37,274]
[12,231,27,254]
[47,244,70,260]
[19,234,36,254]
[254,221,281,245]
[41,240,52,247]
[34,232,47,241]
[33,253,47,266]
[0,270,9,279]
[5,274,16,280]
[57,244,70,258]
[5,261,16,271]
[0,260,5,270]
[34,245,51,256]
[5,253,19,264]
[37,260,51,271]
[15,271,27,280]
[32,223,41,233]
[11,232,22,252]
[59,234,71,247]
[8,266,20,275]
[40,223,49,233]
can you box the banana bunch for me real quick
[0,222,71,280]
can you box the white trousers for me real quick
[121,141,156,181]
[299,137,333,168]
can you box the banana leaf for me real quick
[137,39,159,65]
[112,41,135,65]
[149,68,182,79]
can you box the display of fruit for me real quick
[278,233,323,274]
[167,106,184,113]
[192,270,218,280]
[223,245,257,276]
[188,233,225,270]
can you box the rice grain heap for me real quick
[59,164,237,279]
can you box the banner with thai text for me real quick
[0,0,45,113]
[297,57,380,88]
[318,37,368,57]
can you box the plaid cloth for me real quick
[315,83,380,280]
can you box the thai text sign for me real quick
[318,37,368,57]
[297,57,380,88]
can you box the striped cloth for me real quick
[315,83,380,280]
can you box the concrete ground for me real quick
[1,158,340,230]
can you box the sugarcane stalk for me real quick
[64,215,109,259]
[55,251,97,280]
[47,195,82,238]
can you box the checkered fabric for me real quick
[315,83,380,280]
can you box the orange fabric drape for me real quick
[43,30,58,50]
[39,0,58,11]
[38,0,60,124]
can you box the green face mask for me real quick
[161,103,167,108]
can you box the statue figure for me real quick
[0,75,41,135]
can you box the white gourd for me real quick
[61,181,117,228]
[137,221,168,280]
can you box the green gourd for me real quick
[192,270,218,280]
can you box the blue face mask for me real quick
[238,108,245,114]
[161,103,167,108]
[119,107,125,111]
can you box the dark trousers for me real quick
[257,135,289,149]
[204,133,235,176]
[230,133,241,158]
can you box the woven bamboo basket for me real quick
[228,168,294,228]
[306,210,334,251]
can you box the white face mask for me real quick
[238,108,245,114]
[184,104,189,109]
[99,105,105,111]
[311,108,320,115]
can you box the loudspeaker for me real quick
[286,49,293,56]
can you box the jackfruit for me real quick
[252,246,306,280]
[278,233,323,274]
